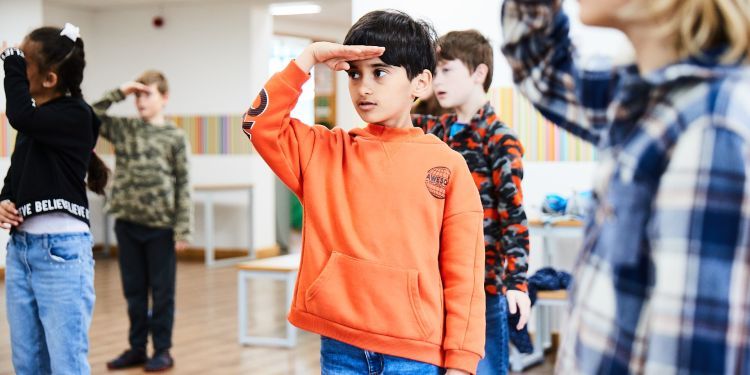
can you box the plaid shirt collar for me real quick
[620,47,741,88]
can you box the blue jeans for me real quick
[477,294,509,375]
[320,336,443,374]
[5,231,95,375]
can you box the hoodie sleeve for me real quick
[172,134,193,243]
[91,88,139,144]
[440,156,486,374]
[242,61,334,199]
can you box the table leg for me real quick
[237,271,248,343]
[103,213,111,256]
[205,193,215,267]
[248,187,255,259]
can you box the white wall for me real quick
[0,0,44,119]
[45,1,258,117]
[274,17,348,43]
[0,0,42,41]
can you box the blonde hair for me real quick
[136,70,169,95]
[623,0,750,63]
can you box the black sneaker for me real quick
[107,348,147,370]
[144,350,174,372]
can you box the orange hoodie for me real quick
[244,61,486,374]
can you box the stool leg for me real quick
[238,272,248,344]
[285,272,297,347]
[205,194,215,266]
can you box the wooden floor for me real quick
[0,255,554,374]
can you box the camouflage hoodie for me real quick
[92,89,192,242]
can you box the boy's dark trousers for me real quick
[114,219,176,352]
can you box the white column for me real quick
[0,0,43,268]
[0,0,43,109]
[248,3,273,97]
[247,4,277,249]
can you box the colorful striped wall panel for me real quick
[92,114,254,156]
[489,88,597,162]
[1,88,597,161]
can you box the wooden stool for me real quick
[237,254,300,348]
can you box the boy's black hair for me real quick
[26,27,86,98]
[343,10,437,79]
[25,26,110,195]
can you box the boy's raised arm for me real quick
[91,82,147,143]
[501,0,618,145]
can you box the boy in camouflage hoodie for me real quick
[413,30,530,375]
[92,70,192,372]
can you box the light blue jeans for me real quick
[5,231,95,375]
[320,336,444,374]
[477,294,510,375]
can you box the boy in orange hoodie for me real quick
[242,10,486,375]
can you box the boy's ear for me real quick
[42,71,58,89]
[472,63,489,86]
[411,69,433,99]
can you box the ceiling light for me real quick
[270,2,322,16]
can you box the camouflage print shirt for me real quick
[414,102,529,294]
[92,89,193,242]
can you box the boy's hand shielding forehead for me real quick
[296,42,384,73]
[119,81,150,97]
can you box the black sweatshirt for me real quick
[1,52,100,226]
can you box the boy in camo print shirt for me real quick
[92,70,191,372]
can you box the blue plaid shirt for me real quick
[502,1,750,374]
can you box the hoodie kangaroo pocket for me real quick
[305,252,434,341]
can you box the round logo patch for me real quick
[425,167,450,199]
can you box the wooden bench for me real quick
[237,254,300,348]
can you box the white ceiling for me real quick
[44,0,351,28]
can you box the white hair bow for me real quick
[60,22,80,42]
